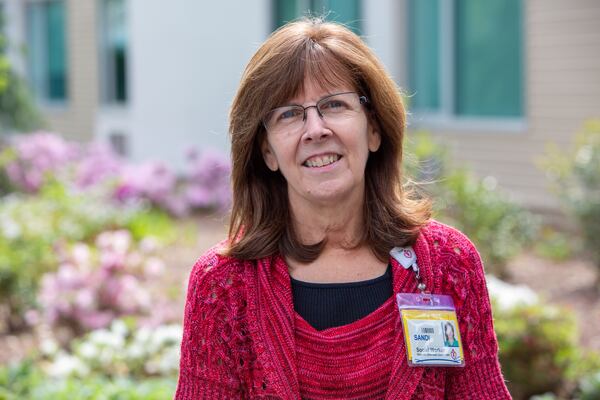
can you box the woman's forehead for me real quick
[291,77,353,99]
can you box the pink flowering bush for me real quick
[0,132,231,216]
[0,181,158,332]
[183,148,232,212]
[3,132,79,192]
[114,161,182,216]
[35,230,178,335]
[73,143,123,189]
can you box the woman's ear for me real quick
[367,120,381,152]
[261,137,279,171]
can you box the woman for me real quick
[176,18,511,399]
[444,322,459,348]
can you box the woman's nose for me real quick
[302,107,330,141]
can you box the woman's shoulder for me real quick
[186,240,252,299]
[419,219,484,274]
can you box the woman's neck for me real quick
[288,189,365,250]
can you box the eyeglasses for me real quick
[262,91,368,135]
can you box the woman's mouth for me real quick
[302,154,342,168]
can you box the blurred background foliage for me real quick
[540,120,600,290]
[404,131,539,278]
[0,127,598,399]
[0,27,44,134]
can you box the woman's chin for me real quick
[300,184,360,207]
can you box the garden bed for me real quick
[506,252,600,352]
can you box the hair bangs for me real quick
[264,38,357,111]
[300,40,356,95]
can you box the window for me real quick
[273,0,361,34]
[408,0,523,119]
[26,0,67,102]
[100,0,128,104]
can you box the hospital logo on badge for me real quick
[450,349,458,360]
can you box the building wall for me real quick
[402,0,600,213]
[11,0,99,141]
[48,0,99,141]
[95,0,272,170]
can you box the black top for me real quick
[290,264,393,331]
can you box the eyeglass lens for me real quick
[264,92,366,134]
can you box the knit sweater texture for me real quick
[175,220,512,399]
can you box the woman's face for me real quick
[261,78,380,209]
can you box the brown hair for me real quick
[226,17,431,262]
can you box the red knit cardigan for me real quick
[175,220,512,399]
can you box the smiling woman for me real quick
[175,17,512,400]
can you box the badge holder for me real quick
[391,247,465,368]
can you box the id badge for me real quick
[396,293,465,367]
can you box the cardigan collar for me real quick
[247,230,435,399]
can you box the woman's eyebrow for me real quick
[283,89,346,107]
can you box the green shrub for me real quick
[0,25,44,134]
[579,371,600,400]
[0,359,43,400]
[0,180,174,332]
[529,394,558,400]
[404,131,538,276]
[0,144,15,196]
[533,227,574,262]
[0,360,176,400]
[494,301,600,400]
[541,120,600,289]
[438,169,538,277]
[404,130,449,184]
[29,377,176,400]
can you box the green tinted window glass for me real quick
[321,0,361,34]
[101,0,128,103]
[455,0,522,117]
[47,1,66,100]
[408,0,440,111]
[273,0,299,27]
[273,0,361,34]
[26,0,67,101]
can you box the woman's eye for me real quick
[279,108,302,120]
[321,100,347,111]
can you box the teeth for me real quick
[305,154,340,168]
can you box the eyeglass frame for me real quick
[261,91,369,133]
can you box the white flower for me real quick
[126,343,145,359]
[47,351,89,378]
[0,217,21,239]
[40,338,59,355]
[575,145,592,166]
[78,342,98,359]
[482,175,498,191]
[110,319,129,338]
[89,328,125,349]
[99,346,116,366]
[155,324,183,344]
[134,327,152,344]
[157,345,180,374]
[486,275,538,311]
